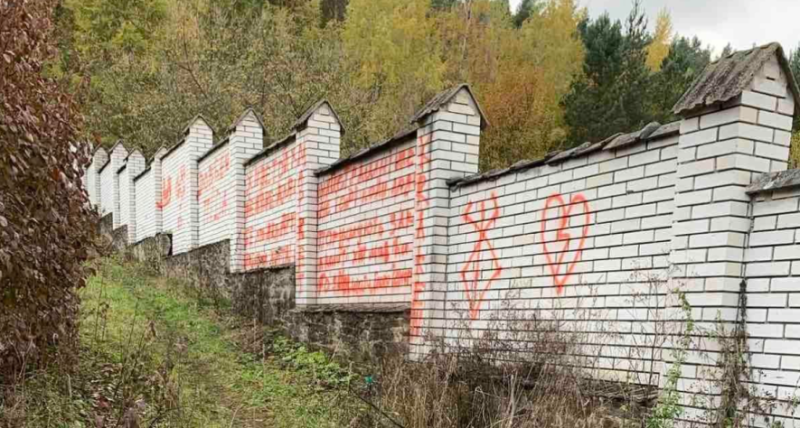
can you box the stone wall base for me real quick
[285,304,410,366]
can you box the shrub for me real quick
[0,0,97,380]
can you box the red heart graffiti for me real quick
[541,193,591,293]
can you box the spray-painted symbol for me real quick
[460,192,502,319]
[541,193,590,293]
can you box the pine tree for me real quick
[513,0,541,28]
[562,1,653,145]
[650,36,711,123]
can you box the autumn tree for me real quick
[646,8,672,70]
[342,0,445,145]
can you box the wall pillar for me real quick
[90,148,108,210]
[125,150,146,243]
[410,85,486,353]
[186,118,214,251]
[670,51,797,419]
[294,101,342,306]
[152,147,166,235]
[228,109,265,272]
[108,142,128,229]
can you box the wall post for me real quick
[228,109,265,272]
[294,101,342,306]
[410,85,486,353]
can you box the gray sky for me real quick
[509,0,800,56]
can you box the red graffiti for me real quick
[158,177,171,209]
[460,192,502,319]
[245,212,296,246]
[541,193,591,293]
[244,245,294,270]
[318,268,412,295]
[410,136,432,336]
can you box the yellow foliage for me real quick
[436,0,585,170]
[646,8,672,71]
[342,0,445,142]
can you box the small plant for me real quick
[646,289,694,428]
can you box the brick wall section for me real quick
[134,169,156,242]
[244,139,303,270]
[118,150,145,242]
[745,190,800,425]
[160,117,213,255]
[410,88,483,351]
[446,129,679,379]
[134,148,166,243]
[316,137,416,304]
[86,147,107,209]
[668,55,796,421]
[85,43,800,425]
[198,142,232,247]
[97,143,127,221]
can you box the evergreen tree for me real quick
[562,1,653,145]
[513,0,541,28]
[650,36,711,123]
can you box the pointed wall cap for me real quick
[181,114,213,136]
[108,139,129,156]
[291,99,345,134]
[410,84,489,129]
[673,42,800,116]
[229,107,267,134]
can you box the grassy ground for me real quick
[1,257,364,427]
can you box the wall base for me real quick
[285,303,410,366]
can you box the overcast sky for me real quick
[508,0,800,57]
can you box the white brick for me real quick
[758,110,794,131]
[778,96,795,115]
[741,90,778,111]
[748,261,791,277]
[768,309,800,323]
[680,128,718,147]
[699,106,757,129]
[754,142,790,161]
[750,230,794,247]
[718,122,774,143]
[748,293,788,307]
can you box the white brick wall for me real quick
[445,132,678,379]
[316,137,416,305]
[117,150,145,242]
[745,192,800,420]
[160,117,213,255]
[198,110,265,271]
[91,48,800,424]
[198,143,232,247]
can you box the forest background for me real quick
[52,0,800,171]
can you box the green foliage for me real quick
[271,336,356,387]
[2,258,362,427]
[55,0,715,169]
[649,36,711,124]
[563,2,654,145]
[513,0,542,27]
[563,3,712,147]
